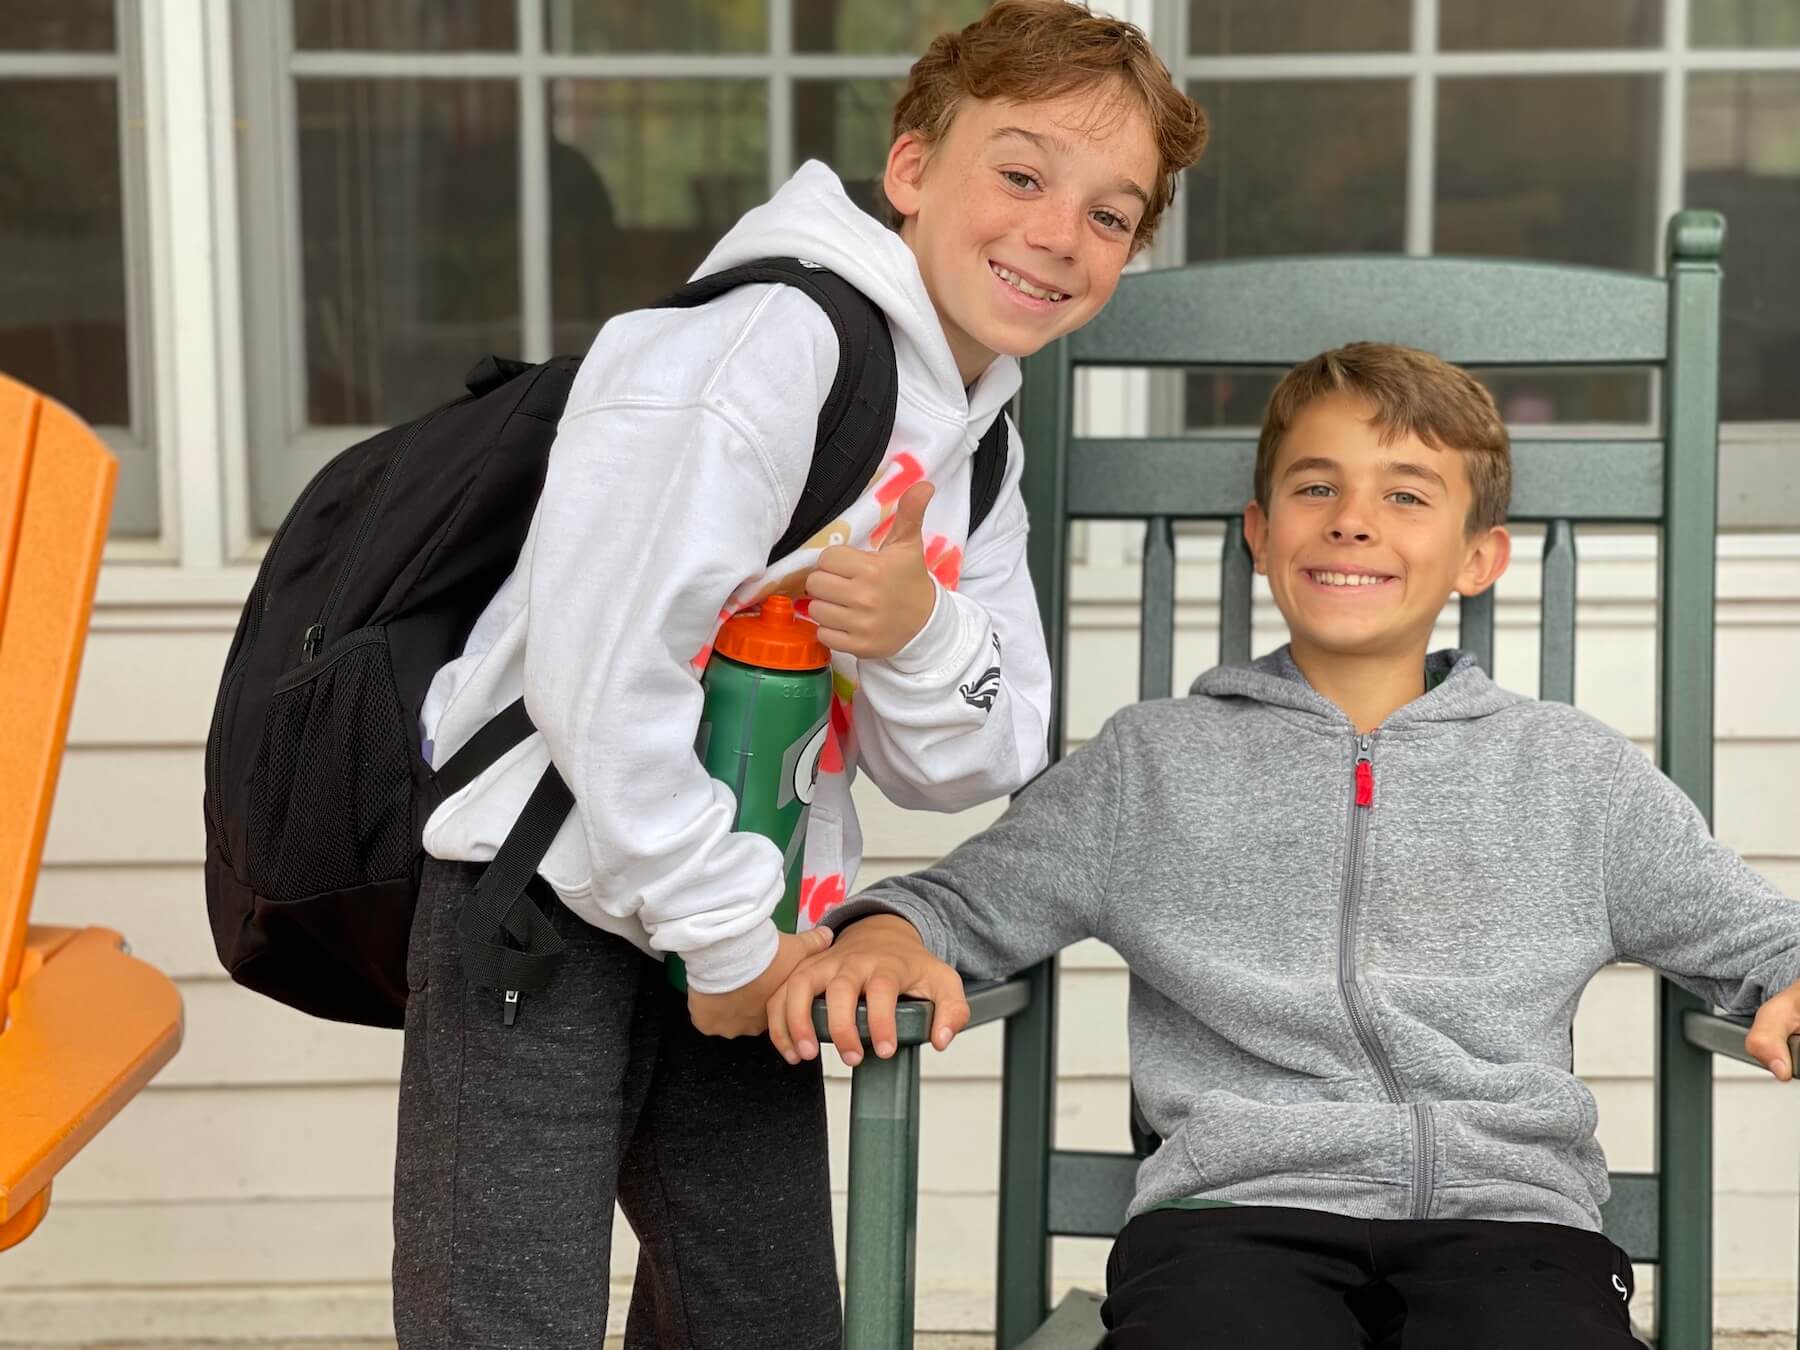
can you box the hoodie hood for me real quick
[1190,644,1526,729]
[692,160,1020,428]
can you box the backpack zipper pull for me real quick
[502,989,520,1026]
[301,623,324,662]
[1355,735,1375,808]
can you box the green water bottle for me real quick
[667,594,832,992]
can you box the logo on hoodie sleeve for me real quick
[960,632,1002,712]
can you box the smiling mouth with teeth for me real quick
[1306,570,1395,588]
[989,260,1069,303]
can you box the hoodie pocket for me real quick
[1177,1095,1411,1194]
[1432,1068,1607,1202]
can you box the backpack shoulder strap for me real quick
[966,412,1010,540]
[656,258,897,562]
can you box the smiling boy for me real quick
[777,342,1800,1347]
[395,4,1206,1347]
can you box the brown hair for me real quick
[1255,342,1512,534]
[889,0,1208,252]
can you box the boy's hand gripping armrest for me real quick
[767,914,969,1067]
[1746,978,1800,1082]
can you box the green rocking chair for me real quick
[819,209,1799,1350]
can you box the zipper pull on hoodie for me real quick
[1355,735,1375,808]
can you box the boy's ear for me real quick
[1455,524,1512,598]
[1242,499,1269,576]
[884,131,931,226]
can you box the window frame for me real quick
[1154,0,1800,528]
[232,0,953,551]
[228,0,1800,547]
[1,0,162,544]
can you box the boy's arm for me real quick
[833,717,1119,968]
[851,447,1054,813]
[771,718,1122,1063]
[1605,740,1800,1029]
[523,296,834,997]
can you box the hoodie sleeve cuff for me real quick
[821,896,910,932]
[822,894,955,965]
[885,578,973,678]
[676,920,782,995]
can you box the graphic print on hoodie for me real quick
[417,162,1053,995]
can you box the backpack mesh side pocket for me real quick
[247,628,416,903]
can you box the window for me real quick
[1175,0,1800,437]
[235,0,986,535]
[0,0,157,536]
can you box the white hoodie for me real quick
[419,162,1053,993]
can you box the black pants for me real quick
[392,858,841,1349]
[1103,1204,1641,1349]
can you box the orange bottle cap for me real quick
[713,595,830,671]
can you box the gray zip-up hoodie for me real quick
[830,647,1800,1230]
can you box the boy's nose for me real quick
[1326,503,1376,543]
[1024,199,1082,260]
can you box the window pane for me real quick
[1185,81,1407,260]
[0,0,113,51]
[1440,0,1661,50]
[1687,72,1800,420]
[1692,0,1800,46]
[296,80,521,426]
[545,0,765,54]
[1475,370,1651,425]
[793,78,903,218]
[1185,369,1283,429]
[1188,0,1407,54]
[1183,81,1405,430]
[794,0,988,53]
[548,80,767,348]
[1436,76,1659,423]
[0,80,129,427]
[1437,76,1659,270]
[293,0,515,51]
[1181,368,1653,432]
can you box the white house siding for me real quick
[4,535,1799,1343]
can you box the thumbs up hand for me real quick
[805,482,938,660]
[880,482,932,554]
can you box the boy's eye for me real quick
[1389,490,1425,506]
[1093,209,1131,233]
[1001,169,1040,191]
[1298,483,1335,497]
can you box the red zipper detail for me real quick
[1355,758,1374,808]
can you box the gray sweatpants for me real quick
[393,858,841,1348]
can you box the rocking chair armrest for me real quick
[809,975,1035,1050]
[1680,1009,1800,1076]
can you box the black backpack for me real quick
[204,259,1009,1028]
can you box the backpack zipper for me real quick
[1333,733,1435,1219]
[302,409,442,662]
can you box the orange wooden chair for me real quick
[0,373,183,1250]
